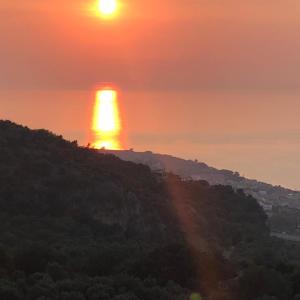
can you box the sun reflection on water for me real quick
[91,89,122,150]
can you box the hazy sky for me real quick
[1,0,300,189]
[2,0,300,90]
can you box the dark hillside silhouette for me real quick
[0,120,299,300]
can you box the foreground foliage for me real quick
[0,120,299,300]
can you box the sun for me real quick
[98,0,117,16]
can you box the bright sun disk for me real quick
[98,0,117,16]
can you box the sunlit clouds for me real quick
[91,89,122,150]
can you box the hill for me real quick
[0,120,300,300]
[102,150,300,237]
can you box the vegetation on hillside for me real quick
[0,120,299,300]
[106,149,300,236]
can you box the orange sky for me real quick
[2,0,300,90]
[1,1,300,189]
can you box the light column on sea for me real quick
[91,88,122,150]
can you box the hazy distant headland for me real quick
[101,149,300,238]
[2,89,300,190]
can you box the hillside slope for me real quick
[0,121,299,300]
[103,150,300,236]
